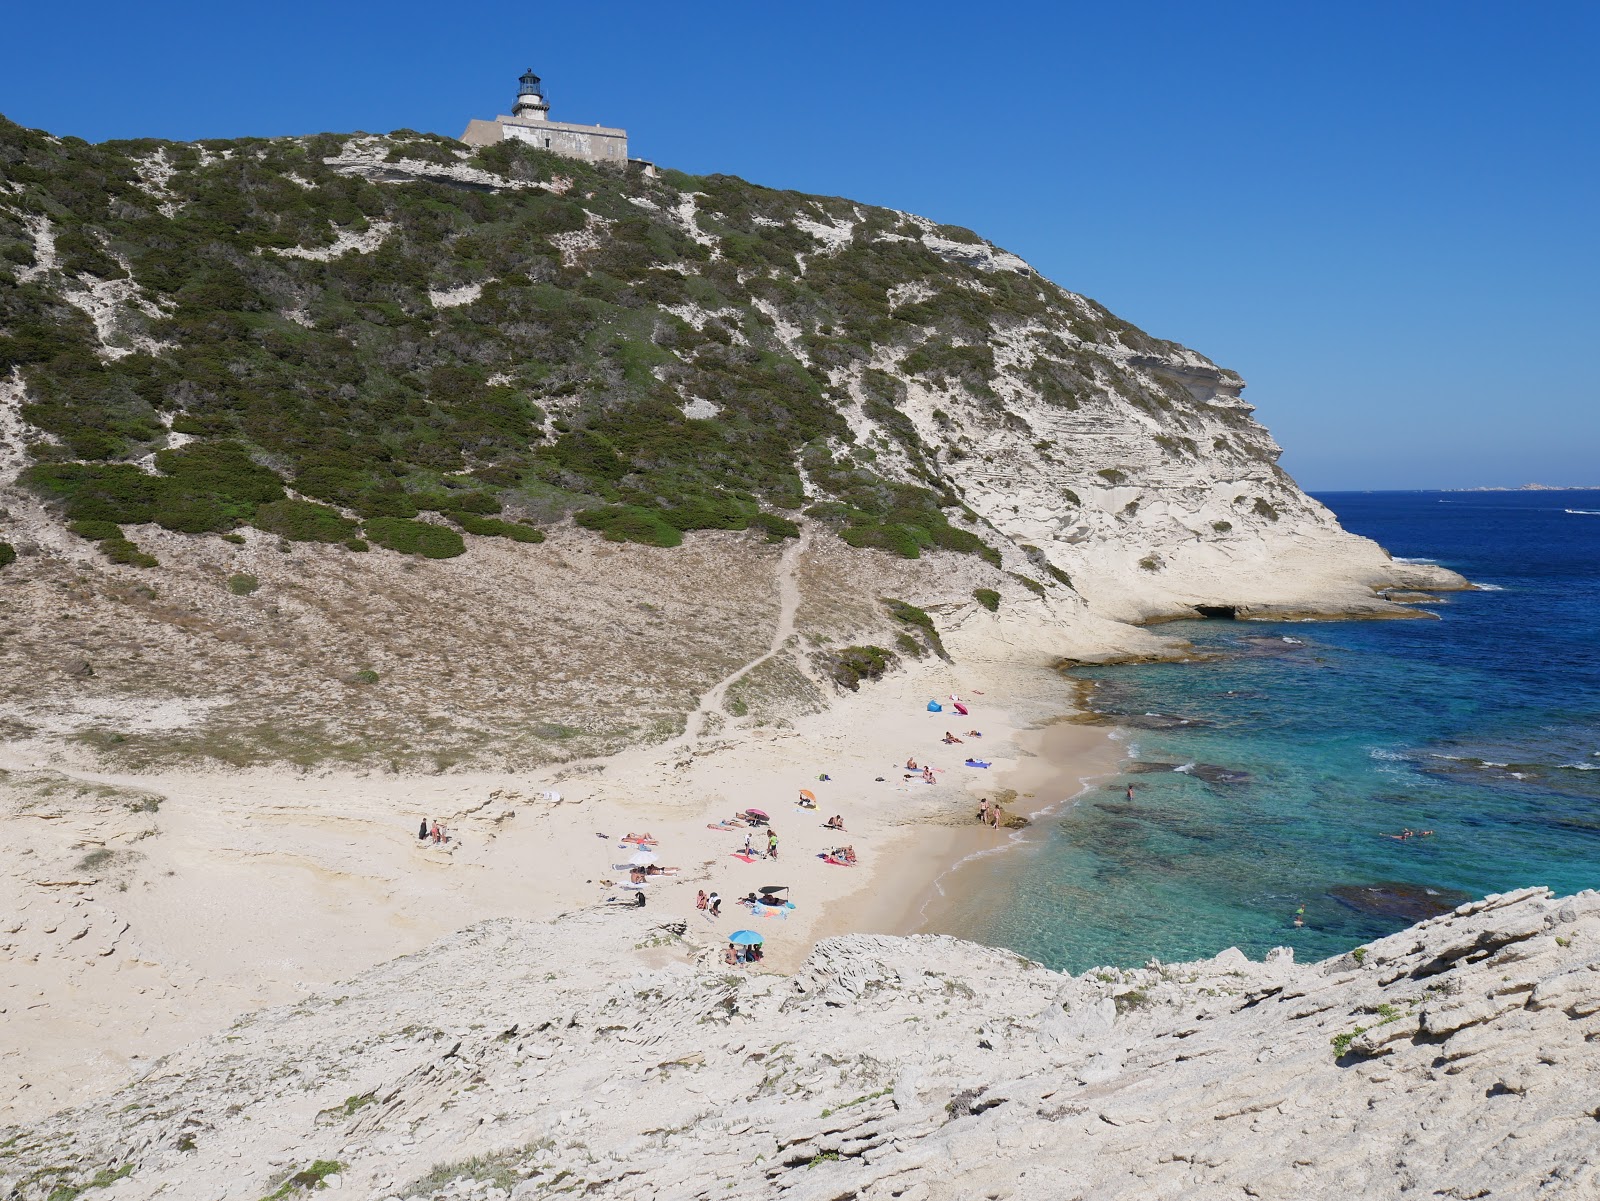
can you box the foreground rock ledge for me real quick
[5,887,1598,1201]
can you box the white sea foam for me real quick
[1282,637,1303,645]
[1564,509,1600,515]
[1473,583,1506,591]
[1173,762,1197,774]
[1395,555,1439,565]
[1559,762,1600,771]
[1368,747,1408,762]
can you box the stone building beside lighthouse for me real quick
[460,68,630,168]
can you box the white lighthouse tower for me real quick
[511,68,550,122]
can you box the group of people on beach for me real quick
[975,797,1005,829]
[417,819,450,845]
[741,829,780,859]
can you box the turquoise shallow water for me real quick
[934,490,1600,972]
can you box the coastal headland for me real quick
[0,118,1537,1198]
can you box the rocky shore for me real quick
[4,885,1595,1201]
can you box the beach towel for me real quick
[926,701,943,712]
[964,759,991,768]
[731,852,755,863]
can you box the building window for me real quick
[545,137,551,148]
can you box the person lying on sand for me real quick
[943,732,963,744]
[825,815,845,830]
[965,730,982,737]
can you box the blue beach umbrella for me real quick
[728,930,764,945]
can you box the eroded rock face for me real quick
[5,887,1597,1201]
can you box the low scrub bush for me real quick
[973,587,1000,612]
[575,505,682,547]
[251,499,356,543]
[823,645,894,691]
[100,537,158,567]
[751,511,800,540]
[0,542,14,570]
[363,518,466,559]
[448,511,545,543]
[69,519,122,541]
[883,597,948,660]
[227,573,259,595]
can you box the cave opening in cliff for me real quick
[1194,605,1238,620]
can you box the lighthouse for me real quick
[512,68,550,122]
[461,67,641,171]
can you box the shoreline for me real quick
[2,655,1117,1120]
[887,720,1126,943]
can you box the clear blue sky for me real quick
[6,1,1596,489]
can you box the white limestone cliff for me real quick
[4,887,1595,1201]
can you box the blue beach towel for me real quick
[964,759,991,768]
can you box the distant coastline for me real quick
[1446,483,1600,492]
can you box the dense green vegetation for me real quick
[0,115,1189,564]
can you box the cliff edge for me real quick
[4,886,1595,1200]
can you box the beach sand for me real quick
[1,654,1118,1121]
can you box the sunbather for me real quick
[943,732,963,744]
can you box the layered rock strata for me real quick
[5,886,1595,1201]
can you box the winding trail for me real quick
[676,528,809,747]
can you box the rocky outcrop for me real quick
[6,887,1595,1201]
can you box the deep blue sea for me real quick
[944,490,1600,972]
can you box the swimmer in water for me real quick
[1293,904,1305,928]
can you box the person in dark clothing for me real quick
[418,819,429,840]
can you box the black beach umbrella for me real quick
[759,885,788,895]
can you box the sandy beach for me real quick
[1,648,1120,1122]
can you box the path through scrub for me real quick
[676,529,809,747]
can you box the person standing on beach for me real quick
[977,798,989,824]
[990,804,1002,830]
[418,819,429,840]
[767,829,779,860]
[1126,783,1135,801]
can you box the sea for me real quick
[937,489,1600,973]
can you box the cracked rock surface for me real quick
[4,886,1597,1200]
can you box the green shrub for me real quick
[251,499,356,543]
[0,542,14,570]
[574,505,682,548]
[344,537,369,552]
[363,518,467,559]
[69,519,123,541]
[883,598,948,660]
[1010,573,1046,595]
[973,587,1000,612]
[448,511,545,542]
[227,573,260,595]
[751,511,800,540]
[825,645,894,691]
[100,538,158,567]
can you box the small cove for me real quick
[925,490,1600,971]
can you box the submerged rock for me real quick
[1329,881,1473,922]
